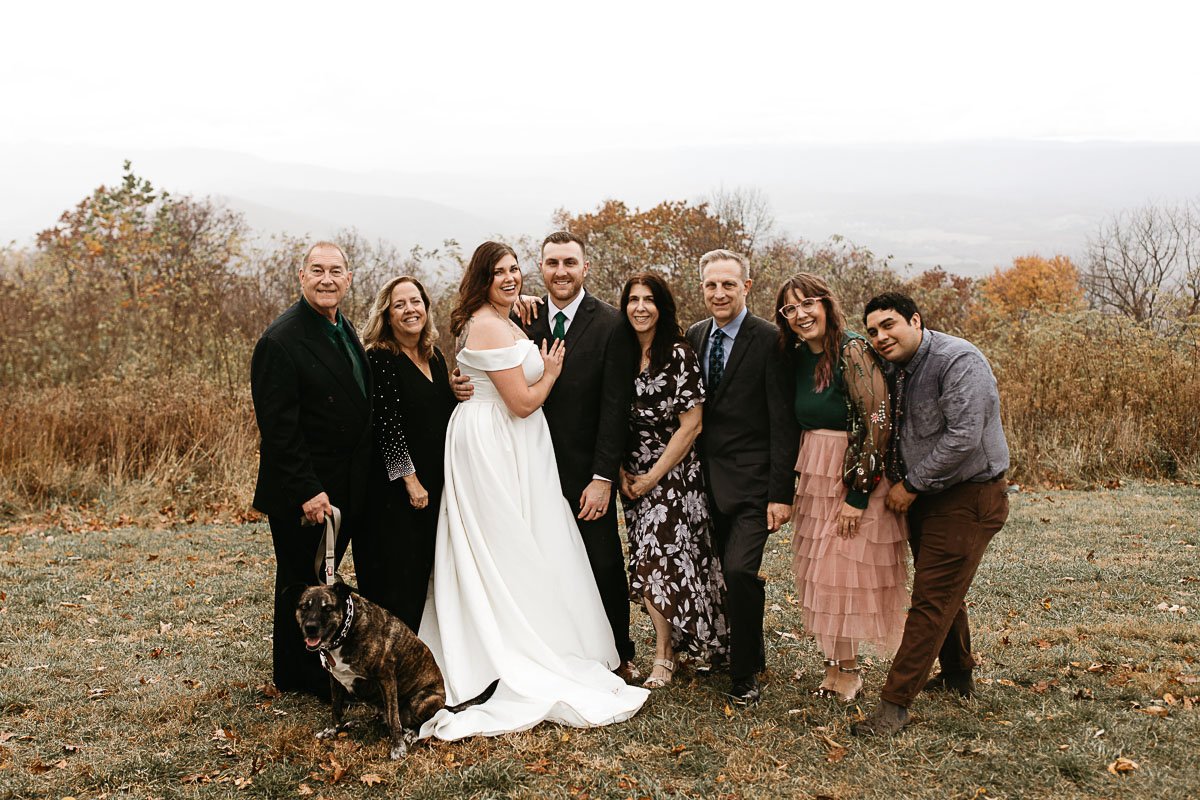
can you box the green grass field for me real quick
[2,484,1198,799]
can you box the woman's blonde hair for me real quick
[362,276,438,361]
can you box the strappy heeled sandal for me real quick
[812,659,842,698]
[643,658,675,688]
[836,664,864,703]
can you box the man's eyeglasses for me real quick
[778,297,823,319]
[305,266,347,279]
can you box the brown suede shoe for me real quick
[851,700,911,736]
[614,660,642,684]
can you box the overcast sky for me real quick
[5,0,1198,173]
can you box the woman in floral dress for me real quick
[618,273,729,688]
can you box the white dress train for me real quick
[418,339,648,740]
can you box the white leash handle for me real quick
[314,505,342,586]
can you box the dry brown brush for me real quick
[3,167,1199,523]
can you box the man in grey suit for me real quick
[686,249,798,703]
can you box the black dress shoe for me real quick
[729,675,761,704]
[613,660,642,684]
[922,670,974,698]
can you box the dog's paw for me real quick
[388,730,417,760]
[315,721,354,740]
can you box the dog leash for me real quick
[311,505,342,586]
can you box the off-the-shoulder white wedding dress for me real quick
[418,338,648,740]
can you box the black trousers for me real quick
[710,500,770,680]
[267,513,351,697]
[568,488,635,663]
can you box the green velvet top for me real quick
[793,333,890,511]
[794,345,851,432]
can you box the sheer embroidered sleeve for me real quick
[841,336,891,503]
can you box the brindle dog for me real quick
[296,582,485,759]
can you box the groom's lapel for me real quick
[563,292,598,353]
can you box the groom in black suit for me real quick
[250,241,373,697]
[686,249,798,703]
[523,231,639,679]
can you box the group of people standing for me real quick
[250,231,1009,740]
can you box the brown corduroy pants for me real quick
[880,478,1008,708]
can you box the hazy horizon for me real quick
[4,139,1199,276]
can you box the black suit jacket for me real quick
[686,312,798,510]
[251,299,373,519]
[525,291,636,500]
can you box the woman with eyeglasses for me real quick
[775,273,908,703]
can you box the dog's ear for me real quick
[331,581,352,603]
[284,583,312,610]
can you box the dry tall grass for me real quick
[0,375,257,522]
[981,310,1200,484]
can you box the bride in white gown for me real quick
[418,241,648,740]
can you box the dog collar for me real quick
[317,593,355,670]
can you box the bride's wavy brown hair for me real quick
[774,272,845,392]
[450,241,519,336]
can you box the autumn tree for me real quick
[552,199,750,324]
[902,267,979,335]
[980,254,1084,317]
[28,162,250,384]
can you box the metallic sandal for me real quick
[643,658,675,688]
[812,659,842,698]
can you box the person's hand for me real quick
[618,468,636,500]
[301,492,333,525]
[767,502,792,533]
[836,502,864,538]
[513,295,544,326]
[403,474,429,510]
[540,338,565,380]
[885,481,918,514]
[627,471,660,500]
[578,479,611,521]
[451,368,474,402]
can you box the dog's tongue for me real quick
[304,636,322,648]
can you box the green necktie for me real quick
[331,321,367,397]
[552,311,567,341]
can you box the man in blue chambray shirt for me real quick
[852,292,1009,736]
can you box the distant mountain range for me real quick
[4,141,1199,276]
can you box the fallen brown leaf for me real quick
[360,773,383,786]
[1107,757,1139,776]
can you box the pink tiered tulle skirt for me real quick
[791,429,909,660]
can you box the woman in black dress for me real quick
[359,276,456,630]
[618,273,729,688]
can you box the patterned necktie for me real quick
[885,368,908,482]
[552,311,567,341]
[707,329,725,392]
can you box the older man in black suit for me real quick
[686,249,798,703]
[250,241,372,697]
